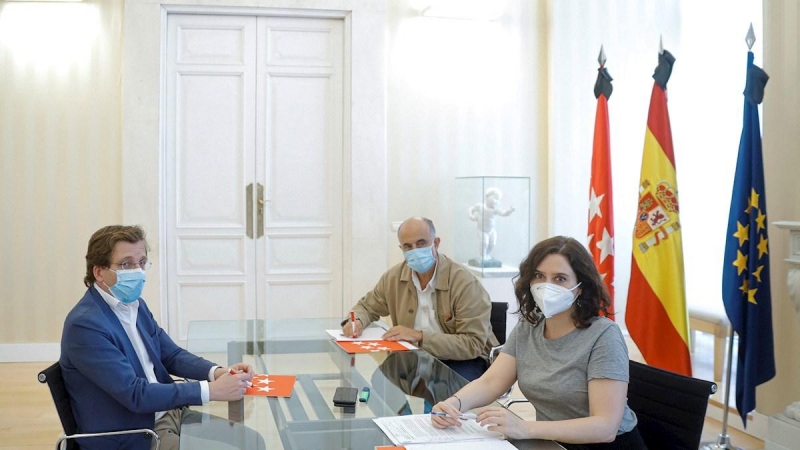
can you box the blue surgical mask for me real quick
[106,269,146,304]
[404,245,436,273]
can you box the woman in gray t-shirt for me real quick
[432,236,646,449]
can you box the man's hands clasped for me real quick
[209,363,254,401]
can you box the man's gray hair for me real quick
[423,217,436,238]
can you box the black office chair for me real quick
[489,301,508,364]
[38,362,160,450]
[504,359,719,445]
[627,360,717,450]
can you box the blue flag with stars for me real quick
[722,51,775,425]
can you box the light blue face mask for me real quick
[106,269,146,304]
[403,244,436,273]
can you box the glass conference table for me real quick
[181,319,562,450]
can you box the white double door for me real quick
[164,13,345,340]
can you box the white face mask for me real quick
[530,282,582,318]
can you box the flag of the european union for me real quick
[721,51,776,425]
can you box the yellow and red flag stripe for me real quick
[588,55,615,317]
[626,50,692,376]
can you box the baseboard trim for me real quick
[0,343,60,363]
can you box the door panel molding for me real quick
[124,2,387,337]
[165,11,346,337]
[166,14,257,340]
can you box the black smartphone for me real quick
[333,387,358,407]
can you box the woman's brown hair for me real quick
[514,236,610,328]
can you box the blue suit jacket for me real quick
[60,286,218,450]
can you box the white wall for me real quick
[385,1,548,266]
[761,0,800,421]
[549,0,762,329]
[385,0,763,330]
[0,0,123,352]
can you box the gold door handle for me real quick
[256,183,265,238]
[246,183,254,239]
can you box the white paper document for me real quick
[326,322,418,349]
[326,326,388,341]
[406,440,517,450]
[373,414,505,446]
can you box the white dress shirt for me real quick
[95,283,215,421]
[411,263,444,335]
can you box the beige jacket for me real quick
[352,254,499,363]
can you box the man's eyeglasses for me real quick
[110,260,152,271]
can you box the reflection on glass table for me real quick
[181,319,562,450]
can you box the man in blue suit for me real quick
[60,225,254,450]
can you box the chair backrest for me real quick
[38,362,80,450]
[627,360,717,450]
[490,302,508,345]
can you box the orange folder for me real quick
[335,340,411,354]
[245,374,296,397]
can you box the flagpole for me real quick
[702,23,762,450]
[700,326,741,450]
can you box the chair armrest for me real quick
[488,346,514,398]
[502,397,531,409]
[489,344,504,365]
[55,429,160,450]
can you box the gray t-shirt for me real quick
[501,316,637,434]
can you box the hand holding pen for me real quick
[431,411,477,420]
[341,313,363,338]
[209,366,251,401]
[229,367,253,387]
[430,398,469,428]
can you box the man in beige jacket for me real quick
[341,217,498,380]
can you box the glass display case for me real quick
[453,176,530,278]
